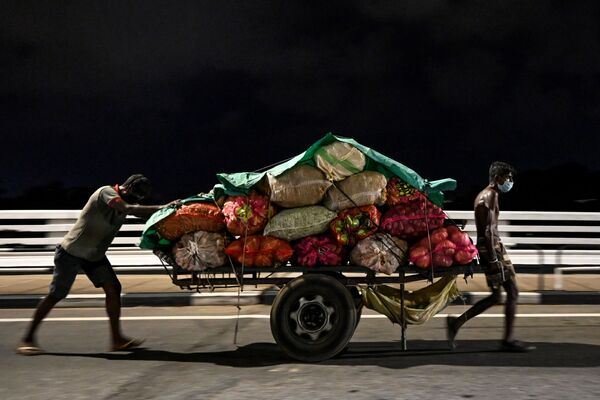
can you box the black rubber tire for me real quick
[270,273,357,362]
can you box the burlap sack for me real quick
[350,233,408,275]
[314,142,366,181]
[263,206,337,241]
[173,231,226,271]
[267,164,332,208]
[323,171,387,211]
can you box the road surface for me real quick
[1,304,599,400]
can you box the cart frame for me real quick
[156,250,477,361]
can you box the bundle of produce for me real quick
[260,164,332,208]
[263,205,337,241]
[322,171,387,211]
[155,203,225,241]
[386,177,426,206]
[141,134,458,258]
[330,205,381,246]
[173,231,226,271]
[349,233,408,275]
[445,225,479,265]
[314,141,366,181]
[380,198,445,239]
[224,235,293,267]
[408,226,478,268]
[293,234,347,267]
[222,191,275,236]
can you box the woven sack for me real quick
[263,205,337,241]
[323,171,387,211]
[314,142,366,181]
[266,164,332,208]
[350,233,408,275]
[173,231,226,271]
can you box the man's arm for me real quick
[110,199,180,219]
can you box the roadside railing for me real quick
[1,210,599,289]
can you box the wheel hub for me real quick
[289,295,335,341]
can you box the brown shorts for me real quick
[477,240,516,289]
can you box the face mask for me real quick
[498,181,513,193]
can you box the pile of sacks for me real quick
[152,142,476,274]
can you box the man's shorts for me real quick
[476,240,516,289]
[49,245,121,299]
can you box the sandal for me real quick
[16,344,44,356]
[111,338,145,351]
[500,340,536,352]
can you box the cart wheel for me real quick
[270,273,357,362]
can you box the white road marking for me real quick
[1,313,600,322]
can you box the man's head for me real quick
[120,174,151,203]
[489,161,516,192]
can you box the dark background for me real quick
[1,1,599,211]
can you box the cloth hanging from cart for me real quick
[361,275,460,325]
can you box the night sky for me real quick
[1,1,599,210]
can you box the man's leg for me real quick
[452,287,502,332]
[87,261,144,350]
[102,280,126,346]
[21,295,61,346]
[446,286,502,349]
[19,246,78,353]
[502,278,518,343]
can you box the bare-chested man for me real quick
[446,161,535,352]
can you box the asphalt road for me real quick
[1,305,599,400]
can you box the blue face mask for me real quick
[498,181,513,193]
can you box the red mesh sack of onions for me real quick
[222,191,275,236]
[293,234,347,267]
[386,177,426,206]
[408,226,478,269]
[379,198,445,239]
[224,235,293,267]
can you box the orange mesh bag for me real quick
[155,203,225,241]
[224,236,293,267]
[224,236,261,267]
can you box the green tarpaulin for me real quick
[139,132,457,250]
[214,133,456,205]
